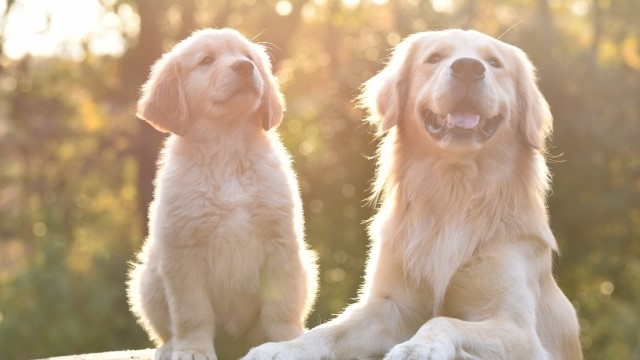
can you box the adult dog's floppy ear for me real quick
[360,34,417,134]
[137,55,190,136]
[515,48,552,152]
[255,47,285,131]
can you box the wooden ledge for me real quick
[44,349,155,360]
[43,348,382,360]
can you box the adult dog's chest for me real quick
[394,186,507,311]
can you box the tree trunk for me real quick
[590,0,602,61]
[123,0,167,237]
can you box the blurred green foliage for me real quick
[0,0,639,359]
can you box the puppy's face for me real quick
[364,29,551,153]
[137,28,284,135]
[179,31,264,116]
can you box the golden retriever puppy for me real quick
[244,29,581,360]
[127,28,317,360]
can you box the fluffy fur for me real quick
[126,28,317,360]
[243,29,582,360]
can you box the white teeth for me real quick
[423,108,504,141]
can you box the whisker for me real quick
[497,20,523,40]
[251,28,269,42]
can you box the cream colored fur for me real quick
[126,28,317,360]
[244,29,581,360]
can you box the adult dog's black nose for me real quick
[232,59,254,76]
[450,57,485,82]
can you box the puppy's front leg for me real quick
[161,250,217,360]
[251,246,310,344]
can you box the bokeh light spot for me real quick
[386,32,401,46]
[299,140,315,156]
[431,0,454,13]
[309,199,324,213]
[342,184,356,198]
[600,280,614,296]
[365,47,379,61]
[342,0,361,9]
[343,204,357,218]
[275,0,293,16]
[333,250,349,264]
[325,267,345,282]
[33,222,47,237]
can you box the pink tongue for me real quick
[447,113,480,129]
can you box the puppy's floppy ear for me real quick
[255,47,285,131]
[515,48,552,151]
[137,55,190,136]
[360,34,417,134]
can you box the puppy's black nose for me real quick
[450,57,485,82]
[232,59,254,76]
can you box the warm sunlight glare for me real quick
[1,0,138,60]
[432,0,454,13]
[341,0,388,7]
[342,0,361,9]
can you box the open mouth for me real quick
[422,99,503,142]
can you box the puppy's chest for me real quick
[165,154,267,240]
[205,170,255,205]
[188,160,266,283]
[196,161,260,229]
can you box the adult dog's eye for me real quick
[426,53,443,64]
[487,57,502,68]
[199,56,215,66]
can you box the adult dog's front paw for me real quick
[242,341,307,360]
[171,350,217,360]
[384,340,455,360]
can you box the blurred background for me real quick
[0,0,638,358]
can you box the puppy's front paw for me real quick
[384,340,454,360]
[154,344,173,360]
[242,342,306,360]
[172,350,217,360]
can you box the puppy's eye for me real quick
[245,53,254,62]
[426,53,443,64]
[199,56,215,66]
[487,57,502,68]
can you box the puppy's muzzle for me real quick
[228,59,260,98]
[232,59,255,77]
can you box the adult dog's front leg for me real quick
[243,297,420,360]
[243,243,427,360]
[384,316,548,360]
[161,250,217,360]
[383,244,565,360]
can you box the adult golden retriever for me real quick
[126,28,317,360]
[244,29,582,360]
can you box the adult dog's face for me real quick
[137,28,284,135]
[363,29,551,153]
